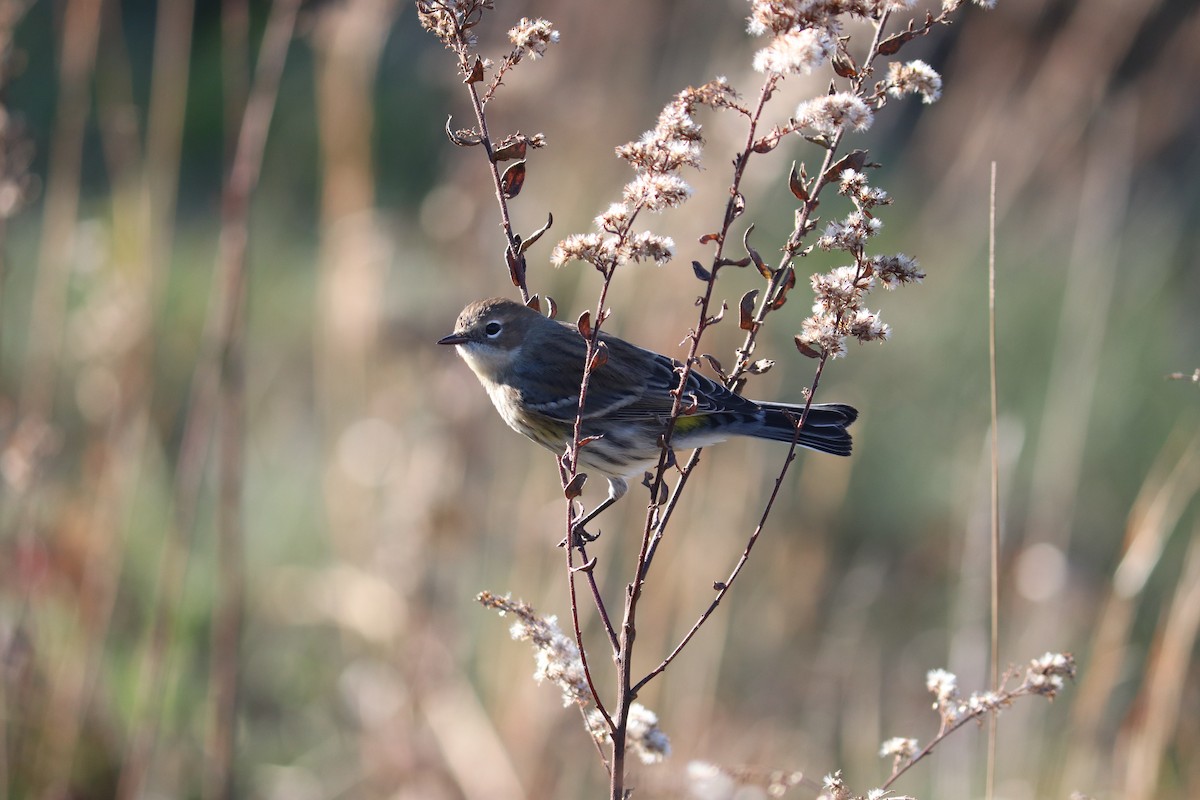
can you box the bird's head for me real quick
[437,297,541,381]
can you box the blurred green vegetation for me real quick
[2,0,1199,798]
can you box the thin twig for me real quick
[636,357,828,693]
[985,160,1000,800]
[642,75,779,575]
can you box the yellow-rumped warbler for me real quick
[438,297,857,513]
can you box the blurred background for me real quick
[2,0,1198,797]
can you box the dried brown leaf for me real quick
[500,160,526,199]
[564,473,587,500]
[739,289,758,332]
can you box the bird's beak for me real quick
[437,332,469,346]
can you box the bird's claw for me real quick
[557,520,600,549]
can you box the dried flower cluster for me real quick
[588,703,671,764]
[416,0,493,52]
[507,17,559,62]
[753,26,836,74]
[923,653,1076,729]
[796,92,875,136]
[818,769,915,800]
[886,59,943,104]
[477,592,672,757]
[478,592,588,707]
[810,654,1076,799]
[797,170,924,358]
[552,80,738,273]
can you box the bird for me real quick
[438,297,857,528]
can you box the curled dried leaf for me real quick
[519,212,554,254]
[771,268,796,310]
[751,136,778,154]
[743,226,772,279]
[564,473,587,500]
[706,301,726,326]
[702,354,728,382]
[658,446,678,471]
[788,161,809,202]
[445,115,482,147]
[577,310,592,339]
[823,149,870,183]
[699,232,721,245]
[465,57,485,84]
[589,341,609,371]
[504,245,526,289]
[544,295,558,319]
[692,261,712,282]
[795,336,822,359]
[525,294,542,313]
[739,289,759,332]
[492,135,528,161]
[747,358,775,375]
[731,192,746,219]
[500,159,526,198]
[832,48,857,78]
[877,15,933,56]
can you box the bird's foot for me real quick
[558,520,600,549]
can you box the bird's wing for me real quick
[513,323,753,424]
[585,336,755,422]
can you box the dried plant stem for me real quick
[564,533,615,731]
[463,79,531,303]
[637,356,828,694]
[563,263,626,727]
[986,161,1000,800]
[430,0,537,303]
[643,75,778,571]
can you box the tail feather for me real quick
[752,402,858,456]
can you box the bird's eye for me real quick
[484,321,502,337]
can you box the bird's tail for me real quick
[748,402,858,456]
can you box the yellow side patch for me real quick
[673,415,708,434]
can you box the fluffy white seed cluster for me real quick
[920,652,1074,727]
[417,0,481,48]
[926,668,961,716]
[1026,651,1075,697]
[886,59,943,104]
[798,168,924,358]
[746,0,871,36]
[796,92,875,136]
[838,169,890,209]
[753,26,836,74]
[507,17,559,61]
[553,81,739,271]
[506,610,589,707]
[879,736,919,761]
[587,703,671,764]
